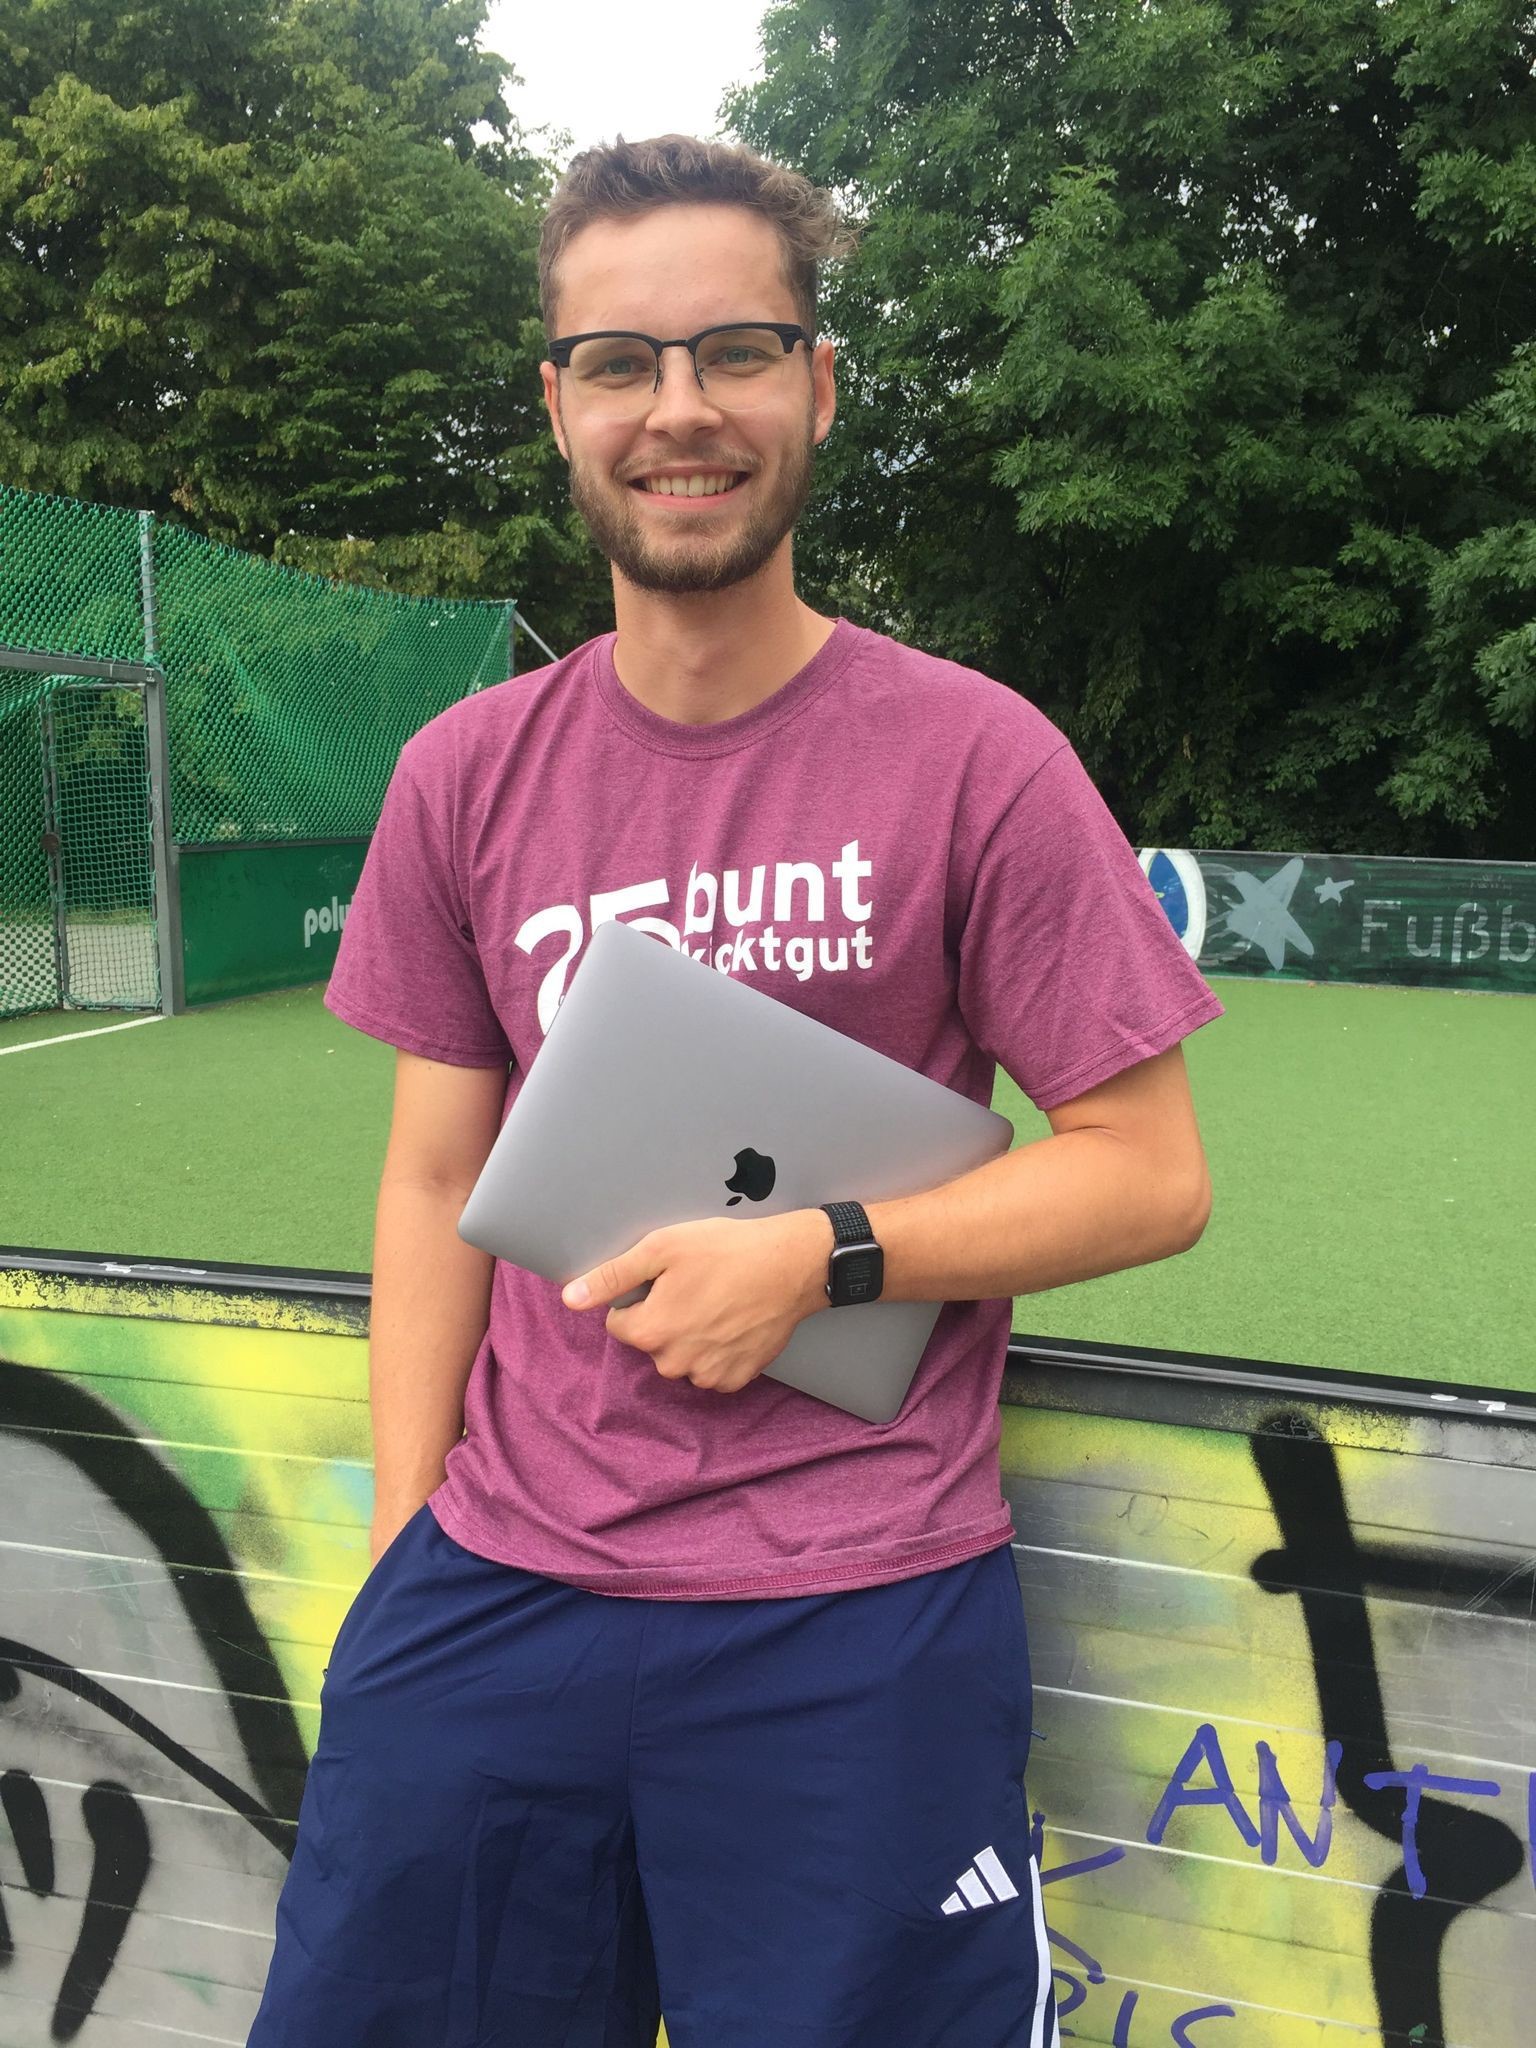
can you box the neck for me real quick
[609,543,835,725]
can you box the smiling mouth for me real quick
[629,472,750,499]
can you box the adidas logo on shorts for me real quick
[939,1844,1019,1915]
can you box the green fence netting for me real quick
[0,484,515,848]
[153,524,513,843]
[1,485,520,1018]
[0,487,146,667]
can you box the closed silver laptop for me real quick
[458,917,1013,1423]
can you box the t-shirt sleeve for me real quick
[324,734,512,1068]
[957,742,1222,1110]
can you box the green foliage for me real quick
[0,0,609,650]
[731,0,1536,854]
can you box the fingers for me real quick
[601,1307,754,1393]
[650,1349,697,1383]
[652,1359,752,1393]
[561,1258,621,1310]
[563,1236,660,1311]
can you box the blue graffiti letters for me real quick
[1360,1765,1503,1900]
[1257,1737,1342,1868]
[1113,1988,1138,2047]
[1147,1724,1516,1894]
[1070,1980,1235,2045]
[1145,1723,1260,1849]
[1170,2005,1237,2044]
[1037,1813,1233,2045]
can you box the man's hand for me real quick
[562,1210,831,1393]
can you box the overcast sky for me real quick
[479,1,771,166]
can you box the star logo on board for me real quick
[1219,858,1315,971]
[1314,876,1354,906]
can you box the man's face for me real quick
[541,204,836,596]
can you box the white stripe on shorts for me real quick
[1026,1853,1058,2048]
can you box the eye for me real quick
[567,338,658,385]
[699,331,776,375]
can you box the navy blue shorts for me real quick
[251,1506,1057,2048]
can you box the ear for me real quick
[541,360,570,461]
[811,339,836,447]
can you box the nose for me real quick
[642,344,724,436]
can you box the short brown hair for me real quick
[539,134,854,336]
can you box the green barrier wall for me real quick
[0,1253,1531,2047]
[1141,848,1536,993]
[179,840,368,1004]
[182,840,1536,1009]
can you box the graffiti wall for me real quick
[1004,1340,1535,2046]
[0,1256,369,2046]
[0,1257,1531,2046]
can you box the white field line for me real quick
[0,1013,164,1055]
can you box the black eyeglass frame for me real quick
[547,322,815,390]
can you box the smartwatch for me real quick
[820,1200,884,1307]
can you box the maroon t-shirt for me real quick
[327,619,1221,1597]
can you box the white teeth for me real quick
[643,474,738,496]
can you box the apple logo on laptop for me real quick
[725,1148,776,1207]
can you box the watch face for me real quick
[833,1247,882,1304]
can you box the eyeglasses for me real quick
[548,323,813,412]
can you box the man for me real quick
[250,135,1221,2048]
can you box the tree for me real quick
[729,0,1536,855]
[0,0,608,648]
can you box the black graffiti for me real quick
[0,1638,292,1854]
[0,1767,51,1894]
[1251,1415,1527,2048]
[0,1357,307,2041]
[0,1725,151,2044]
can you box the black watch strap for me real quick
[823,1200,874,1250]
[821,1201,884,1306]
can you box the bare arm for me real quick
[862,1042,1212,1303]
[369,1050,507,1560]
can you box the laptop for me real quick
[458,917,1014,1423]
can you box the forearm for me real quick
[776,1126,1207,1326]
[369,1174,494,1535]
[861,1124,1211,1306]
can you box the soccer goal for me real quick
[0,493,178,1022]
[0,668,171,1018]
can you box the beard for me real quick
[567,408,817,596]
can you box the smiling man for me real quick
[249,137,1222,2048]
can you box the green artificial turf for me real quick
[1000,976,1533,1390]
[0,988,394,1270]
[1,975,1530,1389]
